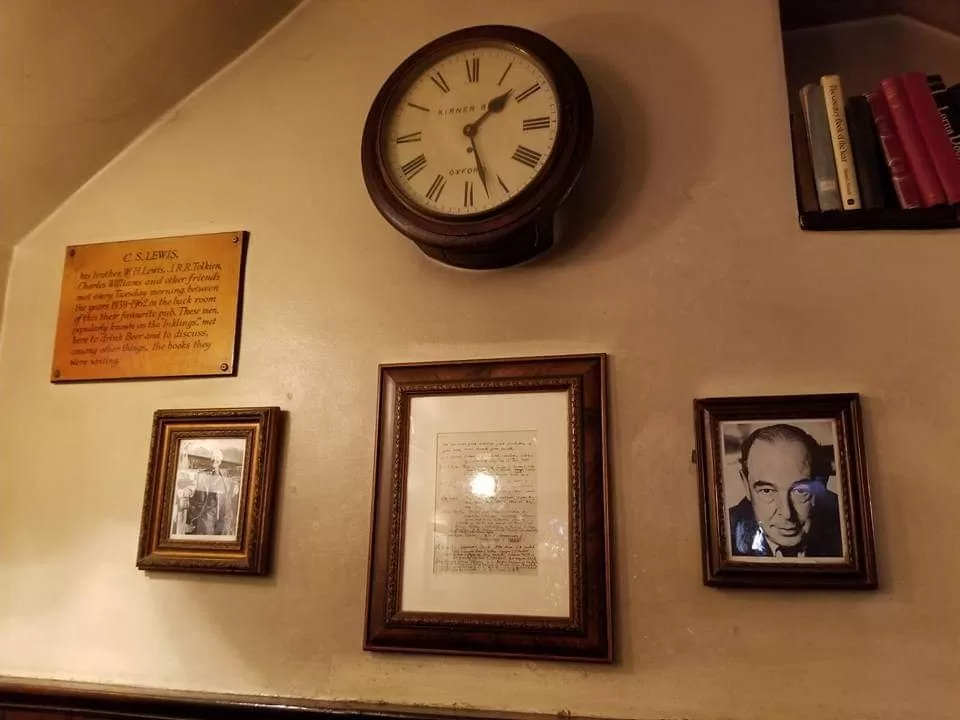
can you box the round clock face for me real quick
[382,43,560,217]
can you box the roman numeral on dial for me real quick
[425,174,446,202]
[515,83,541,103]
[396,131,422,144]
[463,180,474,208]
[523,116,551,131]
[511,145,542,169]
[400,154,427,180]
[430,72,450,94]
[466,57,479,83]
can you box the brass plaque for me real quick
[51,231,247,382]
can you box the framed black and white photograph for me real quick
[137,407,282,575]
[694,394,877,589]
[169,438,247,541]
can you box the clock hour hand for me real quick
[463,88,512,136]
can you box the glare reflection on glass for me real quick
[751,527,766,553]
[469,470,497,498]
[541,517,567,561]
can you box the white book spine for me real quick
[821,74,862,210]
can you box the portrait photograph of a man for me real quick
[695,393,878,589]
[720,420,847,563]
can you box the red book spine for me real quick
[880,76,946,206]
[902,72,960,204]
[865,89,923,209]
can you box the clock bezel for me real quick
[361,25,592,255]
[380,39,562,221]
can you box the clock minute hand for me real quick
[467,134,489,196]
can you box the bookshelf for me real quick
[779,0,960,231]
[799,205,960,231]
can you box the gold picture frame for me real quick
[136,407,282,574]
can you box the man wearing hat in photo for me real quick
[172,444,240,538]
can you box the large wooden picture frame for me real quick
[137,407,282,575]
[365,354,611,661]
[695,394,877,589]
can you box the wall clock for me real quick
[361,25,593,270]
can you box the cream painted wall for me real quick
[1,1,959,719]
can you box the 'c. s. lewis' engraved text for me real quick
[433,430,538,575]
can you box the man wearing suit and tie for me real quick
[728,423,844,559]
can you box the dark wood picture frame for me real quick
[695,394,877,589]
[137,406,282,575]
[365,354,611,661]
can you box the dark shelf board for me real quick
[780,0,894,32]
[799,206,960,231]
[780,0,960,38]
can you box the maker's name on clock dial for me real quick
[383,44,559,217]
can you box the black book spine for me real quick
[948,83,960,106]
[929,75,960,164]
[846,95,886,210]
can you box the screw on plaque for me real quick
[53,369,61,379]
[67,248,76,257]
[233,234,241,244]
[220,363,230,372]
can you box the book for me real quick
[790,112,819,212]
[880,75,946,206]
[928,75,960,164]
[901,72,960,204]
[873,119,901,209]
[845,95,886,210]
[866,89,922,209]
[821,74,862,209]
[948,84,960,107]
[799,84,842,211]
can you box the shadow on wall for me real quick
[0,0,303,249]
[534,11,716,268]
[526,10,714,674]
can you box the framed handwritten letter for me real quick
[364,355,612,661]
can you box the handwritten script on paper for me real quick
[51,232,246,381]
[433,430,538,575]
